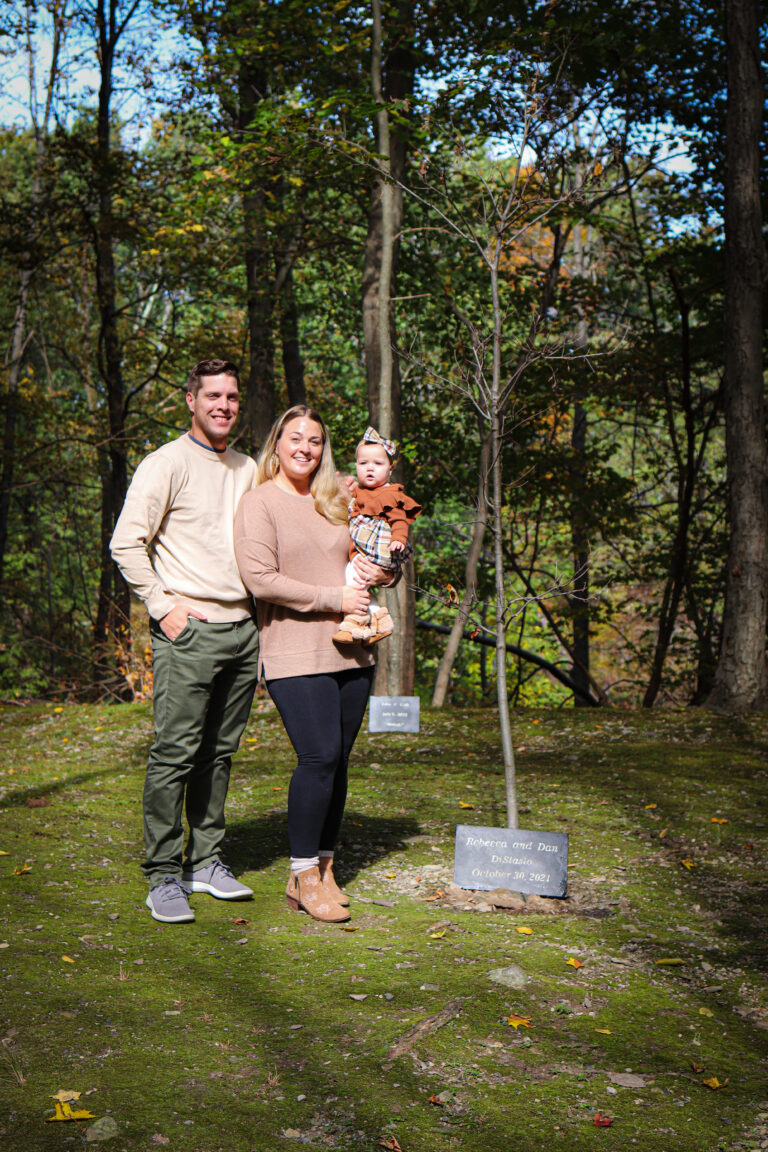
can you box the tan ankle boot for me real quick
[285,867,350,922]
[318,857,349,906]
[333,613,376,644]
[364,607,394,646]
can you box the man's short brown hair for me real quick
[186,359,240,397]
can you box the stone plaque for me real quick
[453,824,568,898]
[368,695,420,734]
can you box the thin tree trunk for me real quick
[707,0,767,711]
[280,265,306,406]
[432,432,490,707]
[569,225,590,706]
[488,247,517,829]
[238,62,275,451]
[91,0,135,695]
[367,0,415,696]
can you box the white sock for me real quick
[291,855,319,874]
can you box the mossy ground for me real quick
[1,701,767,1151]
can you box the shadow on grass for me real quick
[225,810,420,885]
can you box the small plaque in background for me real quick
[453,824,568,898]
[368,695,420,734]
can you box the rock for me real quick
[85,1115,119,1142]
[488,964,529,990]
[608,1072,647,1088]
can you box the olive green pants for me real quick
[143,616,259,888]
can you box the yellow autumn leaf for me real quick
[61,955,75,964]
[459,802,475,810]
[340,924,358,932]
[46,1100,96,1122]
[13,863,31,876]
[0,850,9,856]
[660,827,668,838]
[702,1076,728,1090]
[594,1028,612,1035]
[593,161,603,176]
[386,873,396,878]
[53,707,63,713]
[507,1014,533,1030]
[681,858,693,869]
[515,926,533,935]
[644,803,657,810]
[655,958,684,966]
[566,957,584,969]
[51,1090,82,1103]
[699,1007,714,1017]
[711,817,728,825]
[430,930,446,939]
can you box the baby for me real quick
[333,427,421,646]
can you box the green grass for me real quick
[1,701,767,1150]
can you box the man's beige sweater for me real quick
[234,480,373,680]
[111,433,257,623]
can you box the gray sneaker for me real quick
[145,877,194,923]
[181,859,253,900]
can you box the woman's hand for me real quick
[350,553,395,587]
[342,584,370,614]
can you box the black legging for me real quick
[267,666,374,858]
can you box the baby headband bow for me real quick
[363,426,397,459]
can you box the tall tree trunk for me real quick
[280,265,306,407]
[568,224,591,705]
[238,62,275,451]
[432,432,490,707]
[91,0,134,695]
[707,0,767,712]
[366,0,415,696]
[0,272,32,598]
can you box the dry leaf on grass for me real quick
[593,1111,614,1127]
[506,1014,533,1030]
[566,957,583,969]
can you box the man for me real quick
[111,359,259,923]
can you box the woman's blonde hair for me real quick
[256,405,349,525]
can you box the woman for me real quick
[234,405,387,923]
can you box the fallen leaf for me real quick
[515,926,533,935]
[428,1094,444,1106]
[699,1007,714,1017]
[644,803,657,810]
[61,955,75,964]
[593,1111,614,1127]
[0,851,8,856]
[26,797,49,808]
[13,864,31,876]
[341,924,358,932]
[379,1137,404,1152]
[51,1091,82,1103]
[151,1136,170,1145]
[660,828,668,838]
[386,873,396,878]
[690,1060,705,1073]
[233,918,249,926]
[566,957,583,969]
[681,858,693,869]
[711,817,728,825]
[655,958,684,966]
[594,1028,612,1035]
[702,1076,728,1090]
[506,1014,533,1030]
[46,1101,96,1122]
[459,802,475,810]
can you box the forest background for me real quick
[0,0,765,715]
